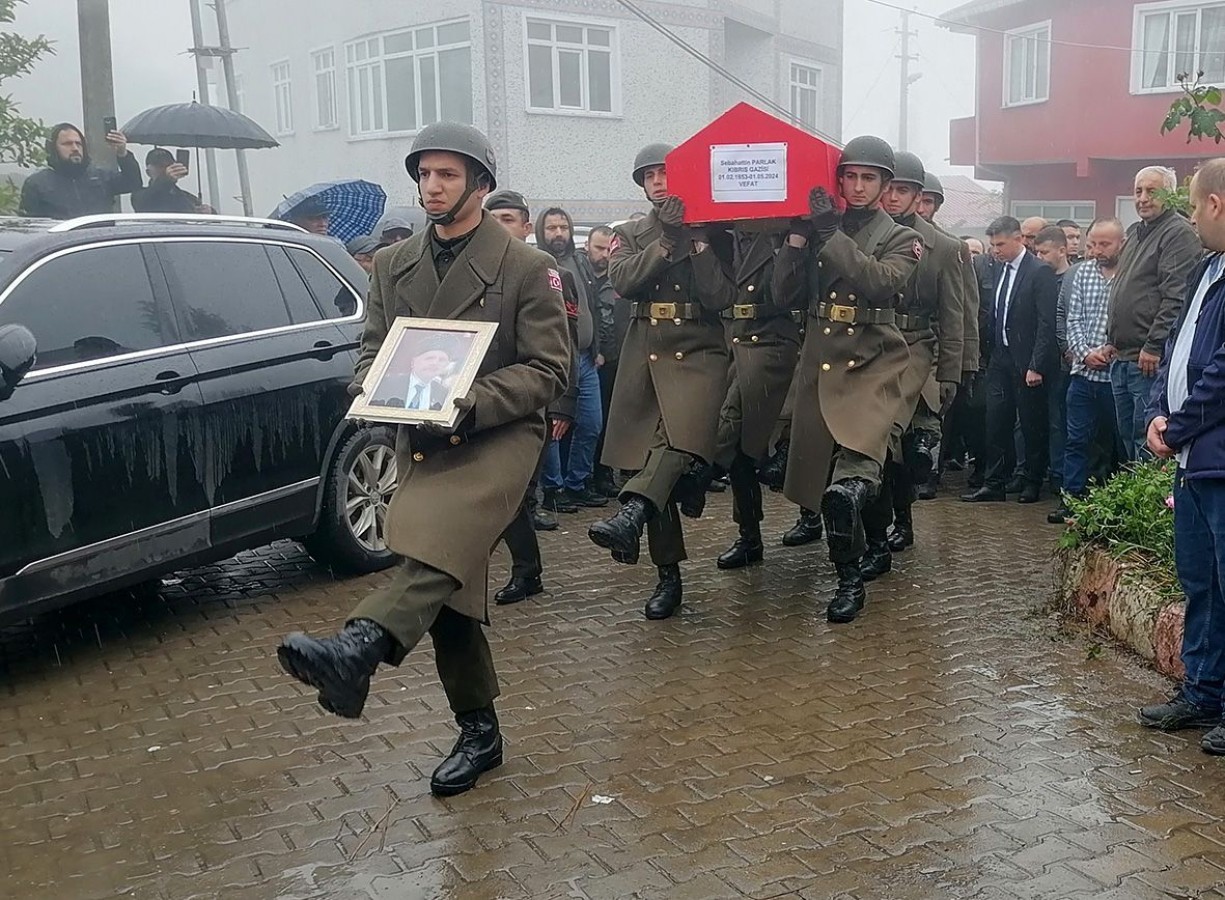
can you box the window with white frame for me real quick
[789,61,824,132]
[271,61,292,134]
[1003,21,1051,106]
[525,18,617,114]
[312,48,337,129]
[1134,2,1225,92]
[345,20,472,137]
[1011,201,1096,224]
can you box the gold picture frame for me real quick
[346,317,498,428]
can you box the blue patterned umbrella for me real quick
[271,180,387,243]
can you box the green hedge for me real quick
[1062,461,1176,578]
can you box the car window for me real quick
[0,243,167,370]
[286,247,359,319]
[266,245,327,324]
[160,241,294,341]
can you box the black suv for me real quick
[0,213,399,620]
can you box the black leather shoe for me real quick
[644,564,683,619]
[911,434,939,485]
[588,495,655,564]
[886,508,914,552]
[495,575,543,605]
[859,540,892,582]
[1047,504,1072,525]
[781,507,823,546]
[820,478,873,559]
[543,488,578,514]
[717,531,764,569]
[967,471,985,490]
[1017,484,1041,504]
[565,486,609,508]
[430,706,504,797]
[674,464,713,518]
[1138,691,1219,732]
[758,441,789,491]
[532,508,558,531]
[592,473,620,499]
[916,474,938,501]
[277,618,394,718]
[827,561,866,623]
[961,486,1006,502]
[1005,475,1026,494]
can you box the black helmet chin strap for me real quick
[419,168,481,227]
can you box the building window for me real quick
[1003,21,1051,107]
[1134,2,1225,92]
[789,61,824,132]
[1011,201,1096,224]
[525,18,617,114]
[345,19,472,137]
[312,48,337,130]
[271,61,293,135]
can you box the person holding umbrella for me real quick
[131,149,197,214]
[287,198,331,235]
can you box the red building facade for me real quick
[945,0,1224,227]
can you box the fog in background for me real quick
[5,1,981,196]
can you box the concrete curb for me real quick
[1054,545,1185,680]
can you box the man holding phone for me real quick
[19,121,142,219]
[131,148,197,214]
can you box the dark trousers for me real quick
[944,372,987,477]
[1175,475,1225,712]
[1047,366,1069,489]
[1063,375,1117,498]
[729,452,763,528]
[499,442,547,579]
[984,347,1049,491]
[594,359,618,482]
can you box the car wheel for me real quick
[304,426,399,574]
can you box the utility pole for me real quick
[213,0,253,216]
[76,0,116,176]
[188,0,221,209]
[896,8,919,152]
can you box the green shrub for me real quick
[1062,461,1176,572]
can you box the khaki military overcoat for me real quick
[772,209,921,510]
[933,221,982,374]
[602,209,732,468]
[691,230,802,462]
[355,213,570,622]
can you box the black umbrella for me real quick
[121,102,279,150]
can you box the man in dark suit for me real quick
[963,215,1059,504]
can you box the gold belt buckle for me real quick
[649,302,677,319]
[827,303,857,324]
[732,304,755,319]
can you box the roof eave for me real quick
[939,0,1027,31]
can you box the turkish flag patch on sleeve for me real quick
[547,268,564,294]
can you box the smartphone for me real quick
[102,115,117,134]
[175,149,191,169]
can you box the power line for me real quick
[612,0,843,145]
[844,34,901,133]
[862,0,1179,55]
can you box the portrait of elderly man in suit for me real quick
[371,332,472,411]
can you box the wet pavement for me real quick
[3,479,1225,900]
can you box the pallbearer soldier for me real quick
[772,136,922,623]
[588,143,734,620]
[861,150,965,577]
[276,124,570,797]
[760,367,825,547]
[692,227,802,568]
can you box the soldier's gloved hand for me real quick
[418,394,475,438]
[786,216,812,245]
[939,381,958,416]
[808,187,841,245]
[657,195,686,244]
[346,382,373,429]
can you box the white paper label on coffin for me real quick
[709,142,788,204]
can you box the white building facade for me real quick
[223,0,843,224]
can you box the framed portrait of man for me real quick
[347,318,498,428]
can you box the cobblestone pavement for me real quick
[3,480,1225,900]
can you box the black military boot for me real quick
[592,468,620,499]
[277,618,395,718]
[528,491,557,532]
[430,705,504,797]
[781,507,823,546]
[588,495,656,564]
[644,564,683,620]
[911,433,940,486]
[887,505,915,552]
[859,540,892,581]
[494,574,543,605]
[717,524,764,570]
[827,561,867,623]
[758,440,789,491]
[821,478,873,559]
[674,462,714,518]
[916,471,939,501]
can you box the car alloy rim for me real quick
[346,442,397,552]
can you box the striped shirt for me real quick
[1066,261,1115,383]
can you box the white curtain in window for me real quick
[1141,13,1171,89]
[1201,7,1225,83]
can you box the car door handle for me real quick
[155,369,186,395]
[310,339,339,360]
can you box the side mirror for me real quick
[0,324,37,401]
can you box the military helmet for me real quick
[404,122,498,190]
[632,142,674,186]
[485,189,529,214]
[922,171,945,200]
[837,135,895,179]
[891,151,926,189]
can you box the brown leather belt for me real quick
[630,301,703,320]
[815,302,895,326]
[720,303,789,320]
[895,312,932,331]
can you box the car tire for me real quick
[304,426,399,574]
